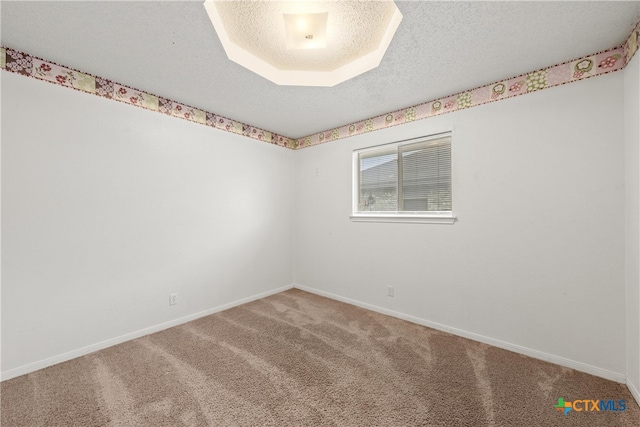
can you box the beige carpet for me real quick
[1,289,638,426]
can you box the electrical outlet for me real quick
[387,286,394,297]
[169,293,178,306]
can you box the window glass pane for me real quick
[400,138,451,212]
[359,151,398,211]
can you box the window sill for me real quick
[350,214,457,224]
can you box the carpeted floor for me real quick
[1,289,638,426]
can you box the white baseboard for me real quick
[4,283,633,395]
[294,284,627,384]
[627,378,640,408]
[1,284,294,382]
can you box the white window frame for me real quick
[351,133,456,224]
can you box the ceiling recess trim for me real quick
[203,0,403,87]
[0,20,638,151]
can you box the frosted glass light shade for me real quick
[283,12,328,50]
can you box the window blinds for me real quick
[356,134,451,213]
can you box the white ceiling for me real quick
[2,1,639,139]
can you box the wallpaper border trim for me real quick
[295,19,640,149]
[0,47,297,149]
[1,20,638,150]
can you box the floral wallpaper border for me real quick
[295,19,640,149]
[1,20,638,151]
[0,47,297,149]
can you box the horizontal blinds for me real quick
[400,137,451,212]
[358,150,398,211]
[355,134,452,214]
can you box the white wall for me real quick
[625,52,640,400]
[1,55,635,390]
[1,72,295,377]
[294,72,627,380]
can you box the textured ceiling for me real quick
[2,1,640,139]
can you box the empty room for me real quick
[2,1,640,425]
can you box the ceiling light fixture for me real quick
[203,0,402,87]
[283,12,328,50]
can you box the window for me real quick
[351,133,455,223]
